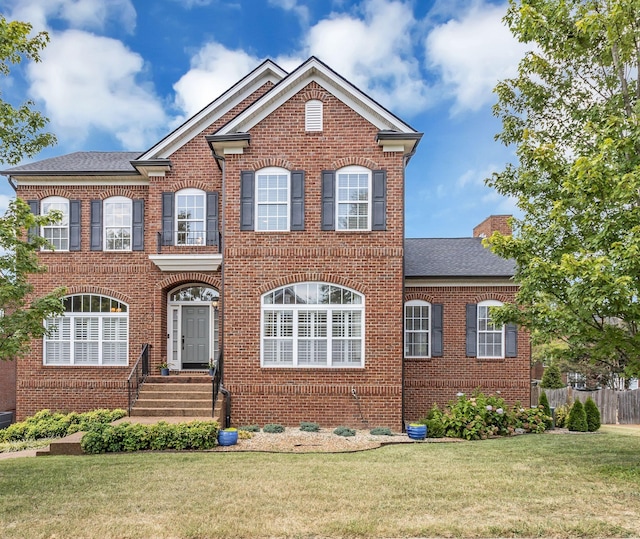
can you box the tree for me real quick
[541,363,565,389]
[0,15,56,165]
[538,390,553,428]
[584,397,601,431]
[0,199,66,360]
[487,0,640,379]
[566,399,588,432]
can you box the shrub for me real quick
[369,427,393,436]
[567,400,588,432]
[584,397,601,432]
[333,426,355,437]
[539,391,553,429]
[263,423,285,434]
[420,404,446,438]
[554,404,570,428]
[299,422,320,432]
[541,364,565,389]
[238,425,260,432]
[511,405,549,434]
[238,430,254,440]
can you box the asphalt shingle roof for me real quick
[405,237,516,278]
[1,152,142,174]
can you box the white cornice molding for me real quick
[405,278,517,288]
[149,254,223,272]
[15,176,149,186]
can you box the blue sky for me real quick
[0,0,529,238]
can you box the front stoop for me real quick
[131,375,216,418]
[36,431,84,456]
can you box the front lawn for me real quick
[1,428,639,538]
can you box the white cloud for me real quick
[27,30,168,149]
[172,43,262,119]
[425,1,527,113]
[269,0,310,27]
[6,0,136,34]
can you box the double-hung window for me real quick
[176,189,205,245]
[405,300,430,358]
[104,197,132,251]
[477,300,504,358]
[336,166,370,231]
[262,282,364,367]
[41,196,69,251]
[256,167,289,231]
[44,294,129,366]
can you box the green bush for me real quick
[263,423,285,434]
[539,391,553,428]
[512,404,549,434]
[0,408,127,443]
[419,404,446,438]
[333,426,355,437]
[369,427,393,436]
[554,404,570,428]
[567,400,588,432]
[541,364,565,389]
[584,397,601,432]
[238,425,260,432]
[299,422,320,432]
[81,420,219,454]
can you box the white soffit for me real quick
[139,61,288,160]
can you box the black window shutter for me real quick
[321,170,335,230]
[27,200,39,242]
[505,323,518,357]
[206,191,219,247]
[290,170,305,231]
[69,200,81,251]
[371,169,387,231]
[161,192,174,245]
[466,303,477,357]
[240,171,254,231]
[90,200,102,251]
[132,199,144,251]
[431,303,443,357]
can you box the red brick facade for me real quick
[0,359,16,413]
[7,58,530,427]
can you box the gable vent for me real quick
[305,99,323,131]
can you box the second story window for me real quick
[176,189,205,245]
[256,167,290,231]
[41,196,69,251]
[336,166,370,231]
[104,197,132,251]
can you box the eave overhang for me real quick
[148,254,223,272]
[205,133,251,157]
[130,159,172,177]
[376,131,423,156]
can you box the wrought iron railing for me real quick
[156,231,222,254]
[127,343,150,415]
[211,349,231,428]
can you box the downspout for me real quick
[7,176,17,192]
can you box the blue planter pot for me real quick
[407,424,427,440]
[218,429,238,446]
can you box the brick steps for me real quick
[131,375,216,418]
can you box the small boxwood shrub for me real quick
[539,391,553,429]
[584,397,601,432]
[333,426,355,437]
[369,427,393,436]
[263,423,285,434]
[238,425,260,432]
[567,400,588,432]
[238,430,254,440]
[554,404,570,428]
[299,421,320,432]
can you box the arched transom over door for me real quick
[167,284,219,371]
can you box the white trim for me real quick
[103,196,132,252]
[336,165,371,231]
[149,254,223,272]
[175,188,206,246]
[477,300,505,359]
[16,177,149,186]
[405,278,515,287]
[41,196,69,252]
[404,299,431,359]
[255,167,290,232]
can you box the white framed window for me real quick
[176,189,205,245]
[104,196,132,251]
[44,294,129,366]
[41,196,69,251]
[405,300,430,358]
[261,282,364,368]
[305,99,323,131]
[256,167,289,231]
[336,166,370,231]
[478,300,504,359]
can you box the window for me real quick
[405,300,430,358]
[305,100,323,131]
[104,197,132,251]
[176,189,205,245]
[256,167,289,231]
[261,282,364,367]
[44,294,129,366]
[336,166,370,231]
[41,196,69,250]
[477,300,504,358]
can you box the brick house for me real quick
[1,57,529,428]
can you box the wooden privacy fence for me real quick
[531,386,640,424]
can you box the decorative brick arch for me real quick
[404,292,436,304]
[257,272,368,296]
[250,158,295,172]
[156,273,221,294]
[63,285,131,305]
[97,188,142,200]
[331,157,380,171]
[39,188,74,200]
[472,293,511,304]
[168,181,211,192]
[300,88,329,102]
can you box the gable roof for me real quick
[405,238,516,278]
[1,152,141,176]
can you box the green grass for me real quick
[2,431,640,538]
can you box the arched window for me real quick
[336,165,371,231]
[477,300,504,358]
[104,196,132,251]
[405,300,431,358]
[256,167,290,231]
[176,188,206,245]
[41,196,69,251]
[305,99,323,131]
[44,294,129,366]
[261,282,364,367]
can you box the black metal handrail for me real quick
[211,349,231,428]
[127,343,150,415]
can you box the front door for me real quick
[182,305,210,369]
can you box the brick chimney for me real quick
[473,215,512,238]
